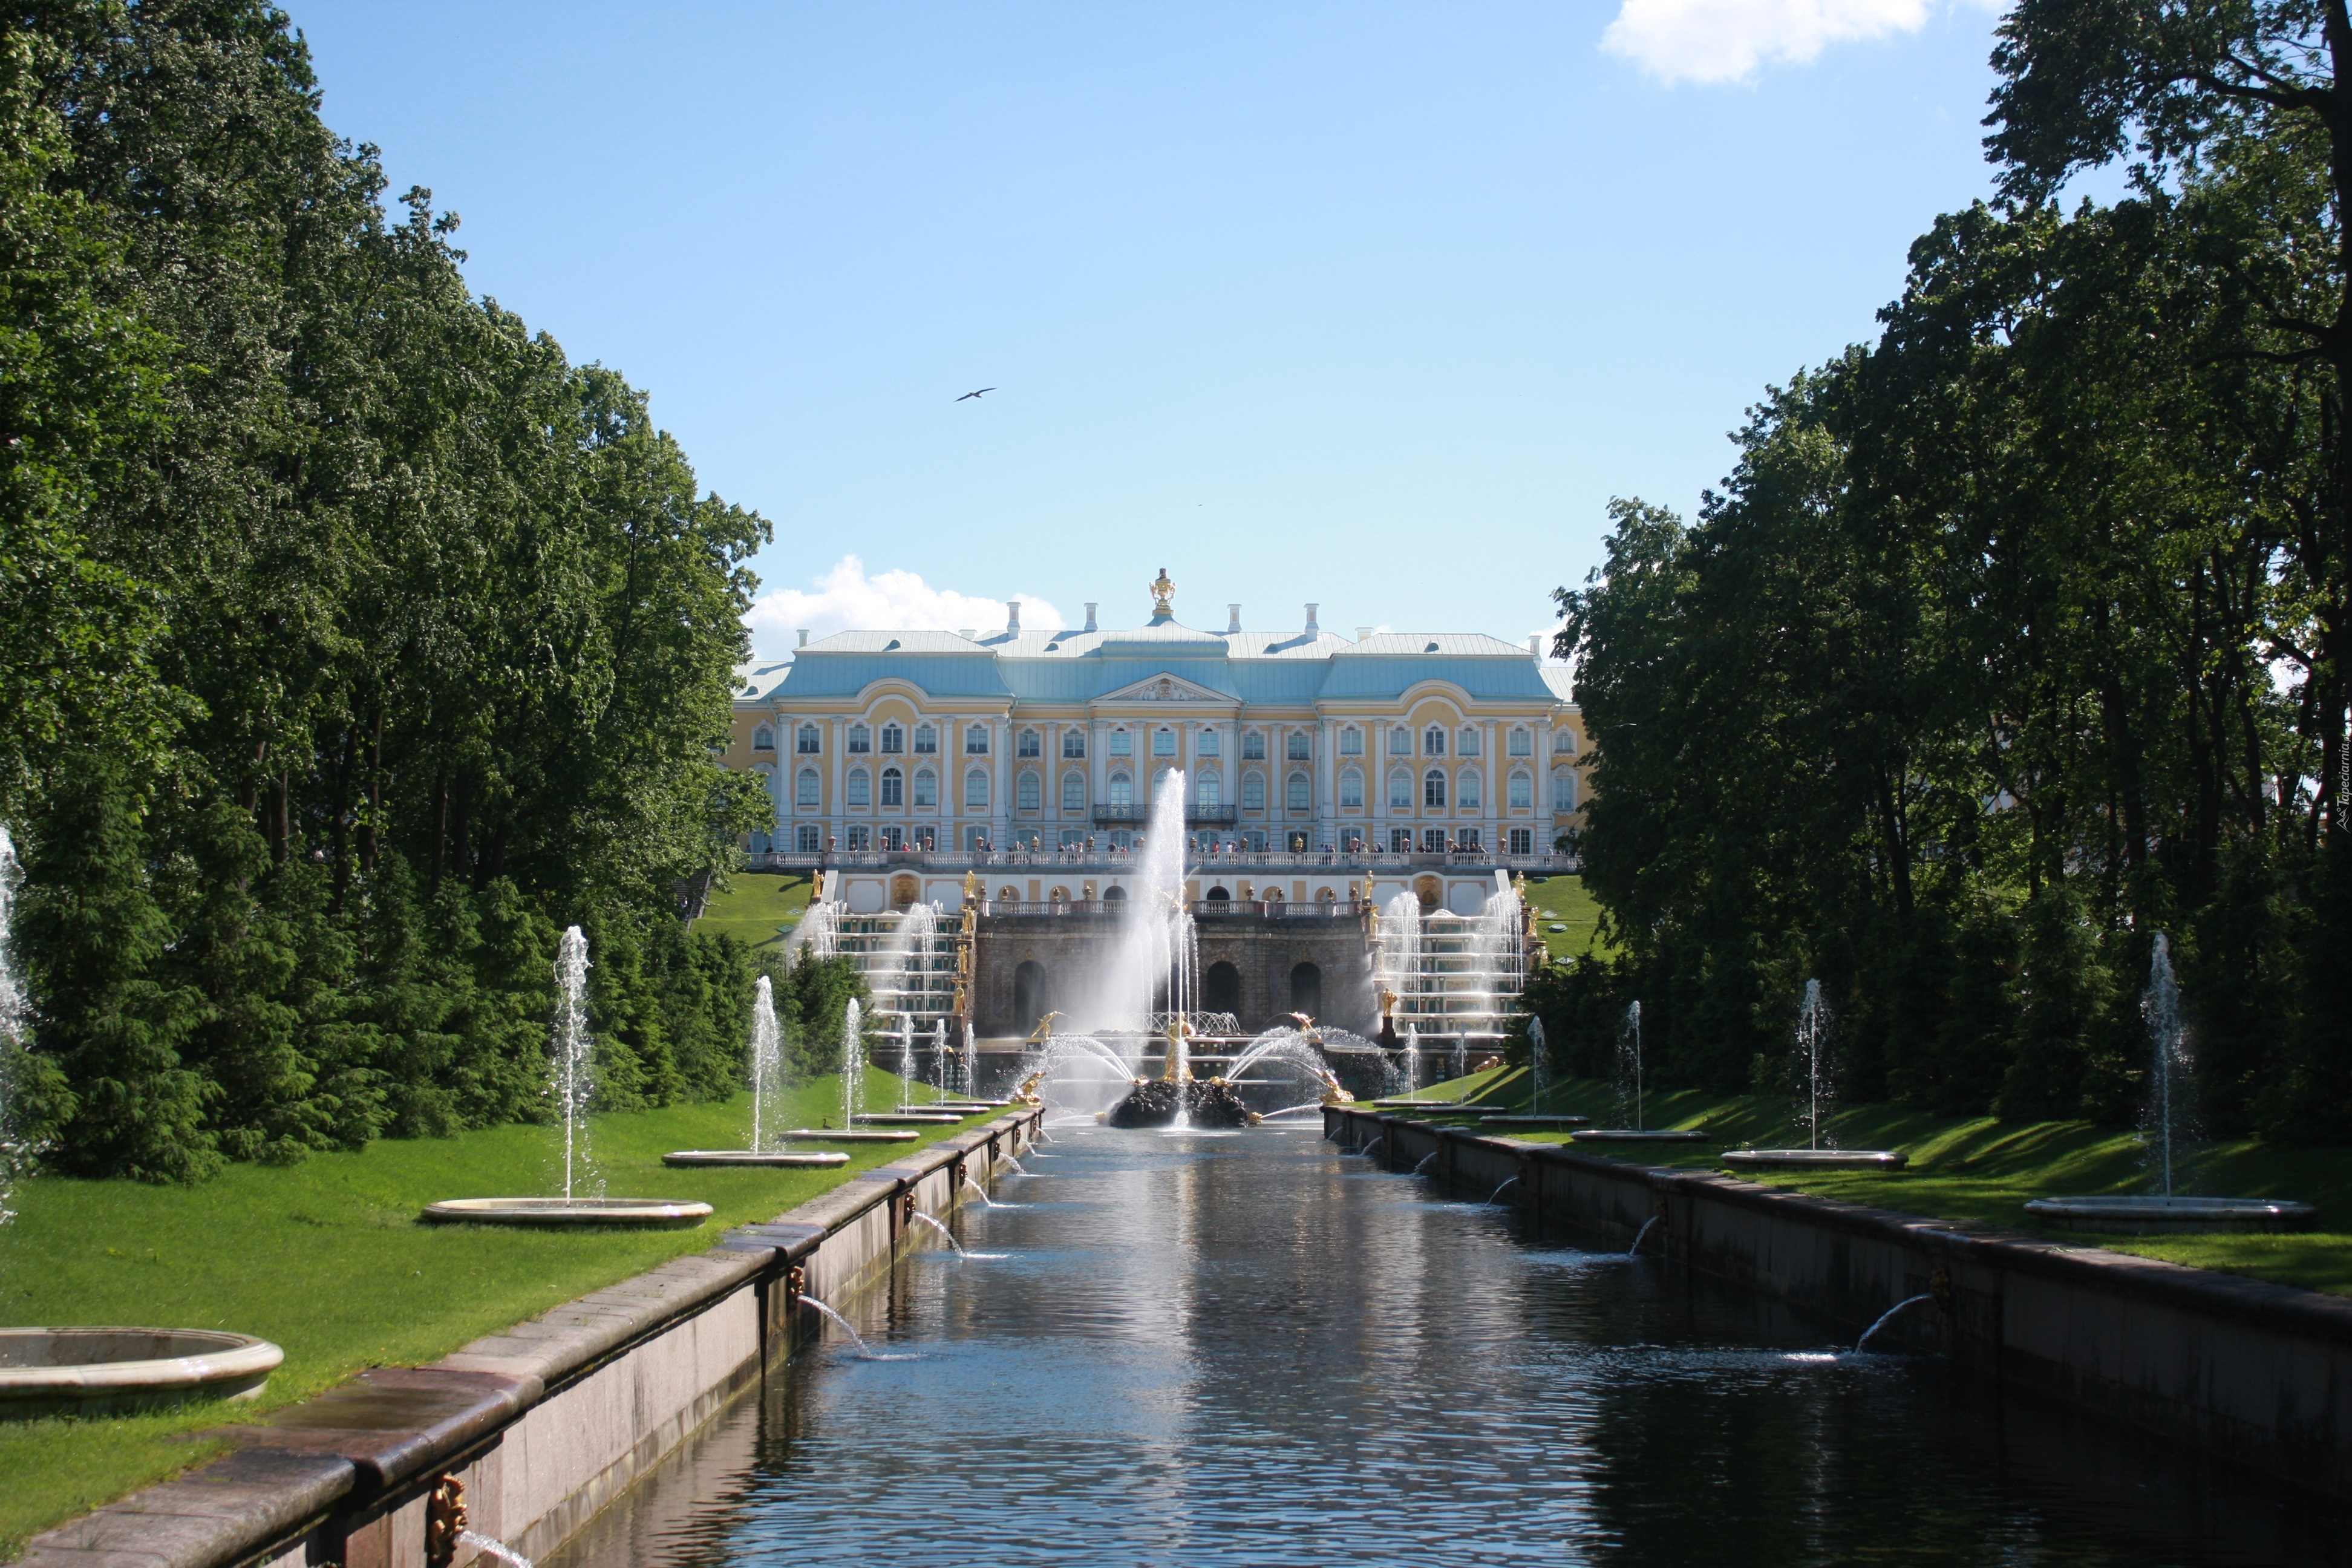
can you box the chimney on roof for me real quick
[958,629,975,639]
[1528,634,1544,659]
[1304,603,1319,635]
[1083,602,1098,633]
[1227,604,1241,634]
[797,629,810,648]
[1006,600,1021,633]
[1356,627,1372,642]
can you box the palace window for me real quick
[1509,827,1532,855]
[1152,766,1176,800]
[1422,828,1448,852]
[753,725,774,751]
[1242,731,1267,760]
[966,725,990,754]
[1287,773,1310,812]
[1062,772,1085,811]
[914,769,937,808]
[880,724,903,754]
[1424,769,1447,808]
[796,768,820,808]
[1154,728,1177,757]
[1390,725,1412,754]
[1390,828,1413,852]
[1339,768,1364,808]
[880,767,903,806]
[847,768,871,807]
[1062,730,1086,758]
[1459,771,1481,809]
[1458,727,1480,756]
[848,724,871,754]
[967,768,991,808]
[1554,730,1576,755]
[1509,727,1532,757]
[1286,732,1310,760]
[1018,771,1041,810]
[847,825,871,851]
[1198,729,1220,757]
[1197,768,1221,808]
[1339,727,1362,756]
[1242,772,1266,811]
[1109,772,1132,807]
[880,826,903,851]
[1389,770,1411,809]
[796,824,822,853]
[1458,827,1481,849]
[914,725,938,754]
[1109,728,1132,756]
[1553,770,1576,811]
[1018,729,1041,757]
[1423,726,1446,757]
[1509,772,1532,809]
[797,724,821,754]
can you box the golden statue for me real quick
[1378,985,1399,1020]
[1012,1070,1047,1106]
[950,981,969,1016]
[1159,1017,1194,1082]
[1025,1010,1060,1044]
[961,869,979,903]
[1318,1069,1356,1107]
[1149,566,1176,616]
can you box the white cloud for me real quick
[744,555,1065,656]
[1602,0,1934,84]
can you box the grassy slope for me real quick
[1519,874,1613,961]
[1395,1070,2352,1298]
[691,871,814,951]
[0,1070,974,1558]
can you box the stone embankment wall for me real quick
[19,1109,1044,1568]
[1330,1107,2352,1500]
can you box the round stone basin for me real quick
[2023,1195,2317,1235]
[774,1128,920,1143]
[662,1150,850,1169]
[419,1197,713,1227]
[0,1327,283,1418]
[1372,1098,1465,1109]
[1478,1115,1593,1128]
[1572,1129,1711,1143]
[1723,1149,1908,1171]
[855,1113,964,1126]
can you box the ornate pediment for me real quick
[1097,673,1232,705]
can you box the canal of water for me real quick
[549,1124,2349,1567]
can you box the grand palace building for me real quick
[725,575,1587,918]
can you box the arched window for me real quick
[1014,961,1050,1032]
[1062,772,1084,811]
[1553,770,1577,811]
[1508,727,1532,757]
[1509,772,1533,809]
[1554,730,1576,755]
[1018,729,1040,757]
[1389,770,1412,809]
[848,724,871,754]
[965,725,990,755]
[914,724,938,754]
[1390,725,1413,754]
[1458,727,1480,756]
[880,767,903,806]
[1196,768,1221,808]
[1286,731,1311,760]
[1062,730,1086,758]
[1290,962,1323,1019]
[1109,771,1132,808]
[880,723,903,754]
[1203,961,1243,1014]
[848,768,871,806]
[797,724,821,754]
[1241,772,1266,811]
[1243,731,1267,760]
[1103,884,1128,902]
[1109,728,1132,757]
[913,769,937,808]
[1339,727,1362,756]
[1423,726,1447,757]
[1287,773,1310,812]
[1198,729,1220,757]
[1339,767,1364,808]
[1459,771,1481,809]
[1424,769,1447,808]
[752,725,774,751]
[1152,765,1176,801]
[1153,727,1177,757]
[967,768,991,808]
[1018,771,1041,810]
[795,824,821,852]
[797,768,820,808]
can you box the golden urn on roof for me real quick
[1149,566,1176,616]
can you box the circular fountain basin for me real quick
[420,1197,714,1228]
[0,1327,283,1418]
[663,1151,850,1169]
[771,1128,921,1143]
[1723,1149,1908,1171]
[855,1113,965,1126]
[1572,1129,1711,1144]
[2022,1195,2317,1235]
[1477,1115,1592,1128]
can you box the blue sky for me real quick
[294,1,2013,656]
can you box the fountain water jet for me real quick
[1722,980,1909,1172]
[907,1210,965,1255]
[1627,1215,1661,1255]
[552,926,596,1200]
[1855,1293,1936,1353]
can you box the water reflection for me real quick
[550,1129,2348,1568]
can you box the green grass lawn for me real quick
[692,871,814,951]
[0,1069,978,1559]
[1518,874,1612,960]
[1396,1070,2352,1299]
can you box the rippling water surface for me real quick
[551,1126,2347,1568]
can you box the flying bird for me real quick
[955,387,996,402]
